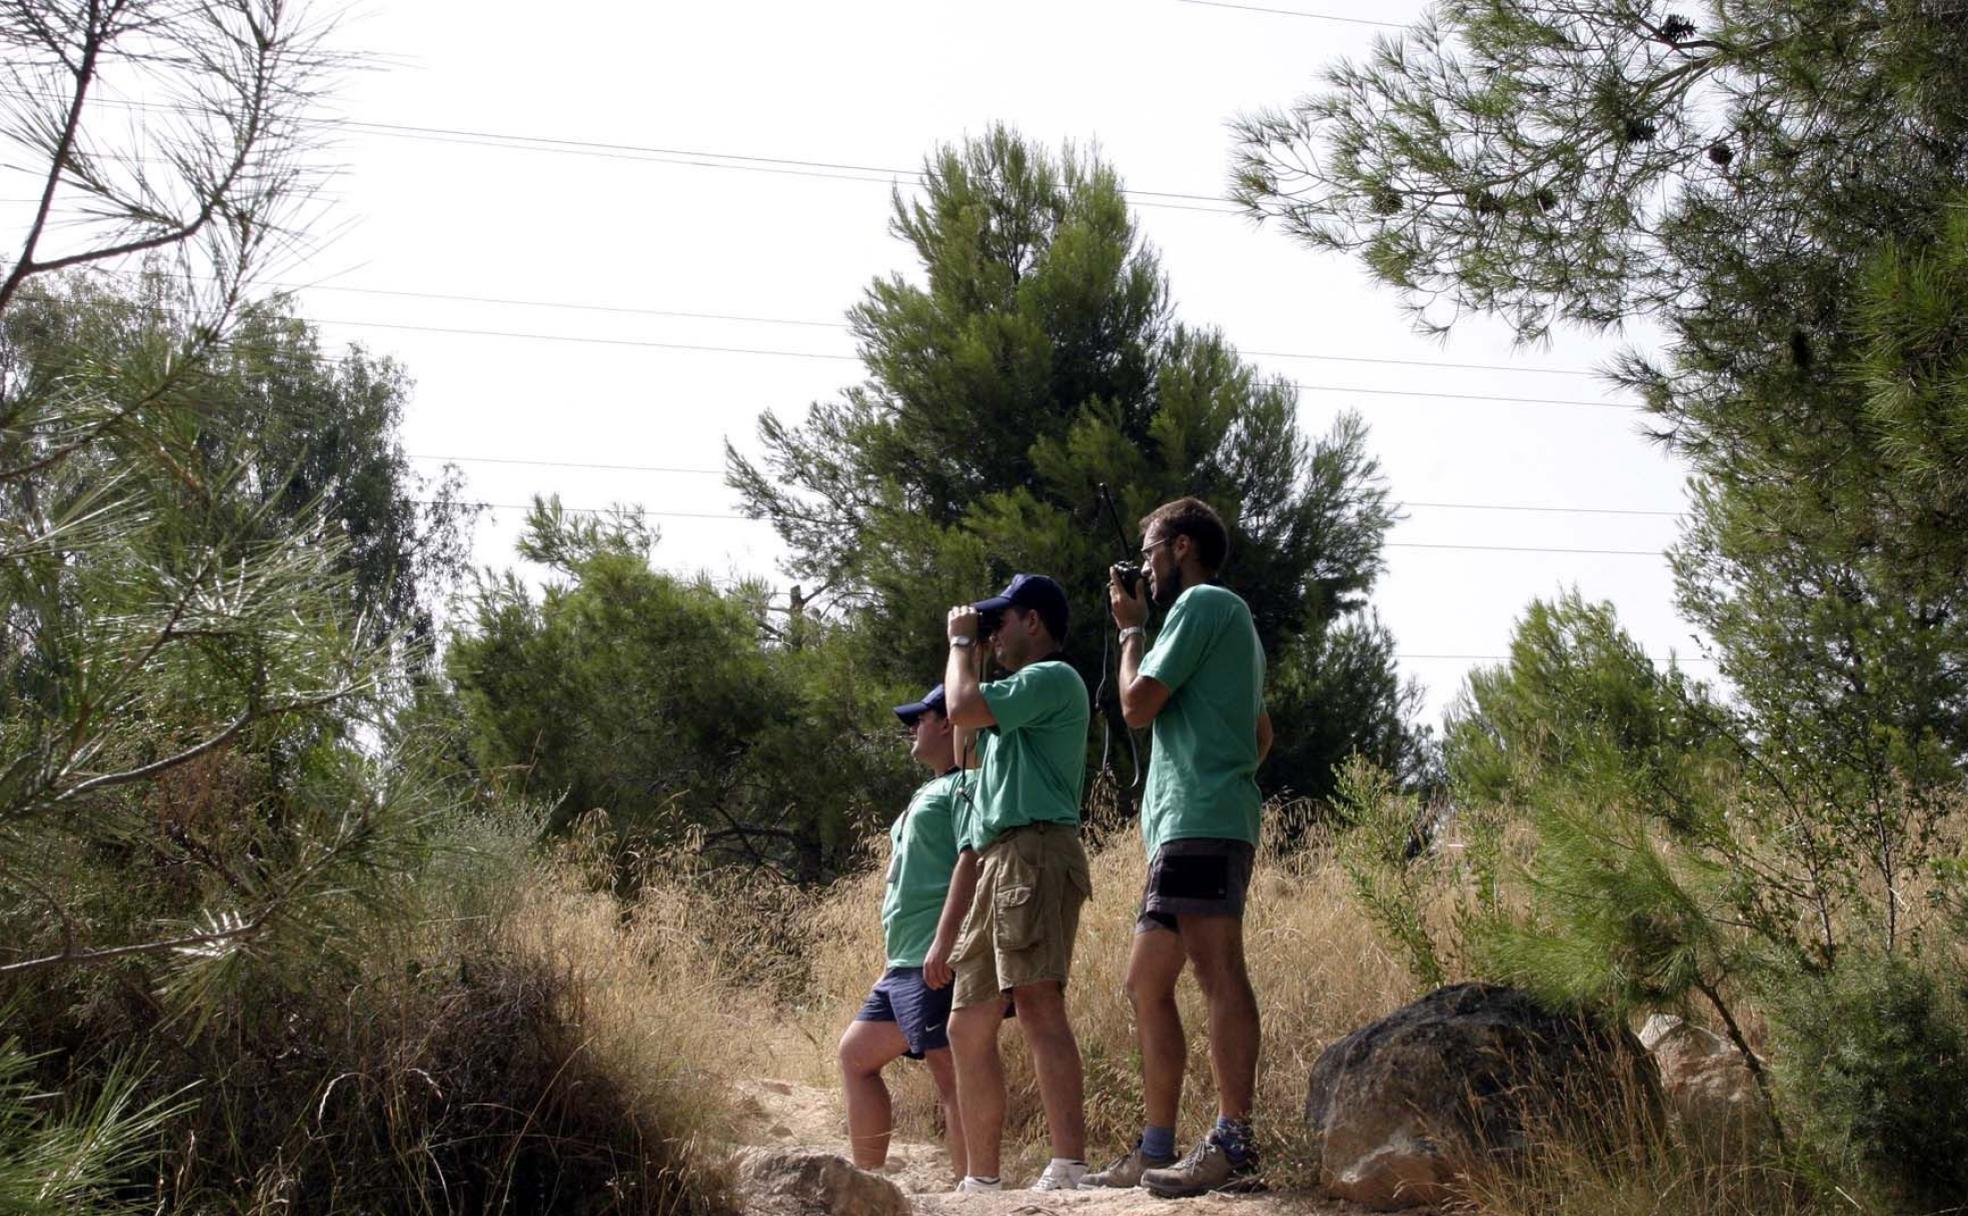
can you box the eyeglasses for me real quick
[1140,536,1173,561]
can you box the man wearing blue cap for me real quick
[924,573,1093,1193]
[837,683,969,1181]
[1084,497,1272,1197]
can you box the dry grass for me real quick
[781,817,1421,1183]
[200,825,771,1215]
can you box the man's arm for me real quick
[943,605,997,729]
[1257,708,1273,764]
[952,717,983,770]
[922,849,978,990]
[1110,570,1173,728]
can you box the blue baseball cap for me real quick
[893,683,947,726]
[973,573,1070,642]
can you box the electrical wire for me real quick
[403,452,1686,519]
[1174,0,1408,27]
[298,314,1636,409]
[233,277,1602,377]
[431,497,1668,556]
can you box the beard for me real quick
[1151,566,1185,608]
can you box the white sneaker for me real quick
[1032,1159,1088,1191]
[956,1176,1003,1193]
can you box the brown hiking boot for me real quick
[1078,1140,1177,1189]
[1139,1136,1264,1198]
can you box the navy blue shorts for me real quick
[1136,838,1257,934]
[855,967,954,1059]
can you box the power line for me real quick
[1401,653,1723,661]
[130,304,1637,412]
[0,89,1244,216]
[419,498,744,522]
[1388,541,1663,557]
[442,496,1668,556]
[1404,500,1682,519]
[404,452,1684,518]
[303,315,1636,409]
[311,315,855,362]
[332,119,1242,213]
[410,453,727,476]
[1175,0,1408,28]
[258,279,1599,378]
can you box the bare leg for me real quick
[1010,980,1086,1161]
[1125,925,1190,1132]
[949,1001,1008,1179]
[1182,916,1259,1119]
[839,1018,909,1168]
[923,1047,967,1180]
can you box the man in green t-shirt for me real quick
[838,683,968,1180]
[923,574,1093,1194]
[1084,498,1273,1198]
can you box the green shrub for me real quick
[1773,951,1968,1212]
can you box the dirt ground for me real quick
[730,1077,1358,1216]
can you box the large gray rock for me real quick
[1639,1013,1767,1160]
[732,1147,910,1216]
[1305,983,1659,1210]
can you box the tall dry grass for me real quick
[784,815,1420,1183]
[760,810,1868,1213]
[134,814,778,1214]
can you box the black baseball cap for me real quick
[893,683,947,726]
[973,573,1070,642]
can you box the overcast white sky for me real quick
[8,0,1711,726]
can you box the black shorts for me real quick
[854,967,953,1059]
[1135,838,1256,934]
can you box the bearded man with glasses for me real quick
[1083,497,1273,1197]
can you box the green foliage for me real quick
[1445,593,1728,828]
[1237,2,1968,806]
[730,126,1418,803]
[446,499,915,883]
[1243,18,1968,1187]
[0,1037,184,1214]
[1478,793,1739,1019]
[2,270,476,657]
[1,6,737,1211]
[1772,951,1968,1212]
[1331,756,1448,990]
[0,267,473,1002]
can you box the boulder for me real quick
[1639,1013,1767,1159]
[1305,983,1659,1210]
[732,1147,910,1216]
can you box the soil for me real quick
[731,1077,1359,1216]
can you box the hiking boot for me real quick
[1030,1160,1088,1191]
[955,1176,1002,1193]
[1140,1136,1264,1198]
[1079,1140,1177,1189]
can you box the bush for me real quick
[1773,951,1968,1212]
[3,809,752,1214]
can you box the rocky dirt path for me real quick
[732,1078,1354,1216]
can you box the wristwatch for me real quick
[950,635,976,649]
[1118,625,1146,643]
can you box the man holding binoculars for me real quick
[1086,496,1272,1197]
[923,573,1093,1193]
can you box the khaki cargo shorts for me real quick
[950,820,1092,1010]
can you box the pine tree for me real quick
[1232,0,1968,771]
[730,127,1417,802]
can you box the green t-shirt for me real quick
[969,659,1090,850]
[881,770,963,968]
[1139,583,1265,857]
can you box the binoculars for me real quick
[1111,559,1144,597]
